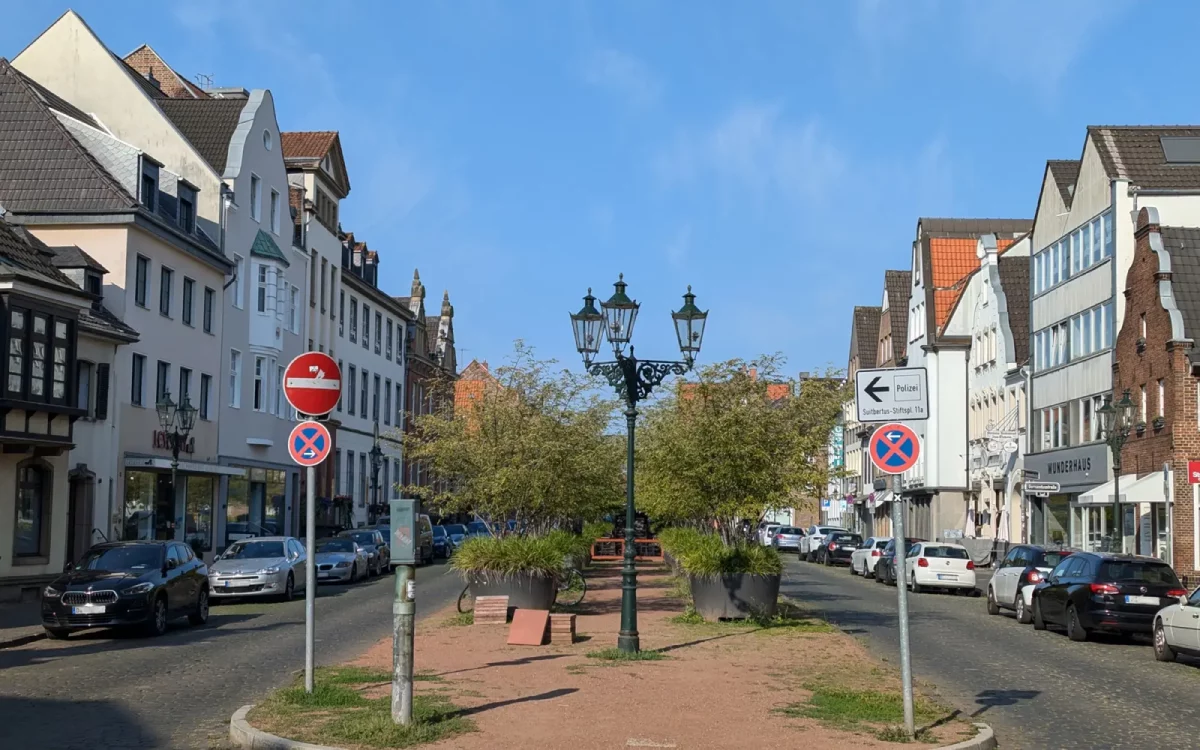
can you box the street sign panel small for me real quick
[855,367,929,422]
[283,352,342,417]
[288,420,332,467]
[868,422,920,475]
[1024,481,1060,494]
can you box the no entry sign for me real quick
[289,421,332,467]
[283,352,341,417]
[868,422,921,475]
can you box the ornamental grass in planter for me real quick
[659,527,709,574]
[451,535,564,610]
[679,538,783,621]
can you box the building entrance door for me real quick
[66,474,94,564]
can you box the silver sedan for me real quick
[208,536,307,600]
[314,538,368,584]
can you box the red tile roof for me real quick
[281,131,338,161]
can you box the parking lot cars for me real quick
[874,537,924,586]
[987,544,1074,623]
[816,531,863,566]
[444,523,468,552]
[337,529,390,575]
[314,538,368,583]
[904,542,976,594]
[1031,552,1186,641]
[43,541,209,639]
[209,537,308,601]
[432,525,451,558]
[1153,585,1200,662]
[771,526,804,551]
[800,525,848,562]
[849,536,891,577]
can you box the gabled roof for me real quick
[1088,126,1200,189]
[0,221,87,293]
[48,244,107,272]
[920,218,1032,237]
[459,359,495,382]
[425,316,442,355]
[250,229,289,266]
[123,45,208,100]
[1158,227,1200,362]
[997,255,1030,365]
[883,270,911,361]
[0,58,137,214]
[1046,159,1080,209]
[281,131,351,198]
[852,306,881,369]
[157,98,249,173]
[920,219,1030,334]
[15,69,100,128]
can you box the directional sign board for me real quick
[855,367,929,423]
[284,352,341,417]
[288,420,332,467]
[1024,481,1060,494]
[868,422,920,475]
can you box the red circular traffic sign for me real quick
[288,421,332,467]
[283,352,341,417]
[868,422,921,475]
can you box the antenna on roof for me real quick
[195,73,214,89]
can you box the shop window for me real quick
[185,476,215,554]
[13,458,52,559]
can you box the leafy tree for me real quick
[399,341,623,532]
[636,356,845,543]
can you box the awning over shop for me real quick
[124,455,247,477]
[1077,472,1166,505]
[870,491,893,509]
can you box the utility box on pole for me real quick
[389,499,418,565]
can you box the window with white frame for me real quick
[253,356,265,411]
[1034,210,1115,295]
[229,350,241,408]
[348,365,357,416]
[1079,395,1102,443]
[250,174,261,221]
[233,254,245,309]
[386,319,393,360]
[1140,384,1147,423]
[1040,404,1070,450]
[1158,379,1165,418]
[290,285,299,333]
[256,265,268,313]
[275,362,284,416]
[349,297,358,342]
[362,304,371,350]
[270,189,280,234]
[200,373,212,419]
[276,274,286,322]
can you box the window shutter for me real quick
[95,364,110,420]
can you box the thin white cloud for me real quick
[581,48,662,107]
[665,224,692,268]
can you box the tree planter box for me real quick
[467,571,558,611]
[688,573,780,620]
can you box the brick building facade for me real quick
[1114,207,1200,576]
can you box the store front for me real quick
[122,457,245,561]
[1024,443,1110,548]
[223,466,293,548]
[1077,471,1169,560]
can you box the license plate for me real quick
[1125,595,1160,605]
[223,580,231,588]
[936,574,956,581]
[72,604,105,614]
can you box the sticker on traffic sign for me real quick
[288,421,332,467]
[284,352,341,417]
[855,367,929,422]
[869,423,920,475]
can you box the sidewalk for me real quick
[302,563,975,749]
[0,600,44,649]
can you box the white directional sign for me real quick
[1024,481,1061,494]
[855,367,929,423]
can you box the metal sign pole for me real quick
[304,463,316,693]
[893,496,915,738]
[392,564,415,724]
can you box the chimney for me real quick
[978,233,999,268]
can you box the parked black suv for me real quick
[42,541,209,639]
[874,538,925,586]
[817,532,863,566]
[1031,552,1186,640]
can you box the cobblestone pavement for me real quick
[783,559,1200,750]
[0,561,462,750]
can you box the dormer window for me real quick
[178,184,197,234]
[85,272,101,297]
[140,160,160,212]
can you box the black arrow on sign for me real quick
[864,376,890,402]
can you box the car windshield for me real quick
[317,540,355,554]
[830,533,860,543]
[1042,551,1071,567]
[446,524,467,535]
[777,527,800,535]
[224,541,285,559]
[1099,561,1181,585]
[467,522,489,534]
[875,540,890,549]
[77,545,161,572]
[923,546,969,559]
[817,527,843,535]
[432,527,448,538]
[344,532,377,545]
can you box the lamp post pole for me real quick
[370,423,384,525]
[1099,391,1134,553]
[156,392,196,543]
[571,277,707,654]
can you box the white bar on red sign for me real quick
[285,377,340,389]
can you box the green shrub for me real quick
[542,529,591,563]
[450,534,565,577]
[657,527,709,558]
[582,521,611,544]
[679,539,782,577]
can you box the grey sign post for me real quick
[389,498,419,725]
[855,367,929,423]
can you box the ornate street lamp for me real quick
[369,421,384,524]
[1098,390,1135,553]
[570,276,707,653]
[156,391,197,539]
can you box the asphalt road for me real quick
[0,560,462,750]
[782,558,1200,750]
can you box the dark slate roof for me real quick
[48,244,107,272]
[157,98,248,173]
[425,316,442,354]
[0,58,137,214]
[1160,227,1200,361]
[997,256,1031,365]
[884,270,911,362]
[853,306,882,369]
[1089,126,1200,190]
[0,221,86,292]
[920,218,1033,237]
[1046,160,1080,208]
[249,229,289,266]
[80,301,139,342]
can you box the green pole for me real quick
[618,401,640,653]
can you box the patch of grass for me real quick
[669,608,705,625]
[775,684,941,732]
[413,671,443,682]
[317,666,393,685]
[445,611,473,626]
[873,725,935,743]
[322,694,473,748]
[275,682,368,708]
[586,647,668,662]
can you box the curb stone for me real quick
[935,722,996,750]
[229,705,344,750]
[0,630,45,650]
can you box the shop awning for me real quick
[1077,472,1167,505]
[870,491,893,509]
[124,455,247,477]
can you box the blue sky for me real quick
[3,1,1197,376]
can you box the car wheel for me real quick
[1066,604,1088,642]
[1032,596,1047,630]
[44,627,70,640]
[144,596,168,637]
[849,558,858,576]
[282,573,295,602]
[910,573,923,594]
[349,563,358,584]
[1015,592,1032,624]
[1154,621,1177,662]
[189,587,210,626]
[824,553,832,567]
[986,586,999,615]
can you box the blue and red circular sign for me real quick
[869,422,920,475]
[288,420,332,467]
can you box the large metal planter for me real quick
[688,573,781,620]
[467,571,558,610]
